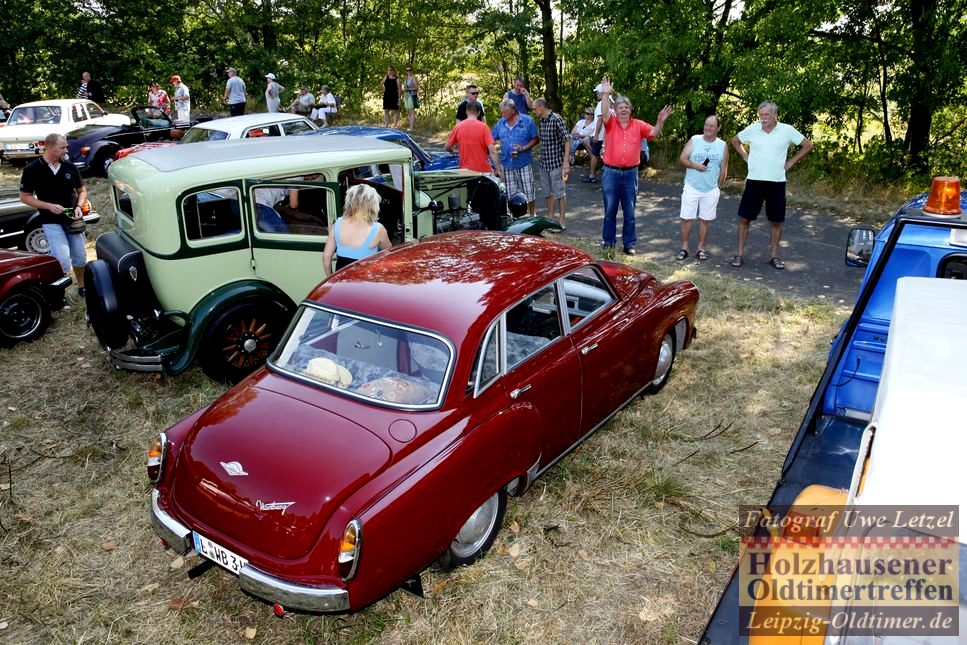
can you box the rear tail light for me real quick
[147,432,168,483]
[338,519,362,580]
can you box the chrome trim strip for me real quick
[52,276,72,288]
[239,565,350,613]
[149,490,192,555]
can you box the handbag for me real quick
[64,207,86,233]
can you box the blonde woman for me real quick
[402,66,419,131]
[323,184,392,276]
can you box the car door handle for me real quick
[510,385,532,399]
[581,343,598,355]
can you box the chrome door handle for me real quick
[510,385,532,399]
[581,343,599,355]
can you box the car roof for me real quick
[121,135,407,174]
[192,113,314,132]
[309,232,596,349]
[11,99,95,108]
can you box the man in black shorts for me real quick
[730,101,812,270]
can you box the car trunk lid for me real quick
[170,383,391,559]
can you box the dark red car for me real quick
[0,249,71,346]
[148,232,699,613]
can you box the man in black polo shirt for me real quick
[19,133,88,294]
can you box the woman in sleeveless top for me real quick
[323,184,392,276]
[402,66,419,131]
[381,66,402,128]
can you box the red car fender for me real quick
[1,264,61,296]
[345,401,543,610]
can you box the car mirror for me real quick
[846,227,875,267]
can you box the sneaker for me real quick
[623,247,637,256]
[601,243,615,250]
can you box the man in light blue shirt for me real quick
[492,98,539,215]
[730,101,812,270]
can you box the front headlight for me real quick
[338,519,362,580]
[146,432,168,484]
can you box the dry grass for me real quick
[0,163,848,643]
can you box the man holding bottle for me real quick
[18,133,88,295]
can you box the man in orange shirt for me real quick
[445,101,502,176]
[598,76,672,254]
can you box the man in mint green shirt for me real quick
[730,101,813,270]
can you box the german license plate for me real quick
[193,531,248,575]
[4,143,30,151]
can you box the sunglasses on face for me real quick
[469,91,479,95]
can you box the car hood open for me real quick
[170,384,392,560]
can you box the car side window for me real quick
[87,104,105,118]
[252,184,331,236]
[282,120,314,135]
[245,124,282,138]
[505,284,562,368]
[561,266,615,329]
[471,321,500,395]
[72,104,89,122]
[182,188,242,241]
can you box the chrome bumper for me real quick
[150,489,192,554]
[109,347,164,372]
[150,490,350,613]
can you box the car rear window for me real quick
[181,127,230,143]
[8,106,61,125]
[271,305,453,410]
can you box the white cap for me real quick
[265,73,276,80]
[594,84,604,93]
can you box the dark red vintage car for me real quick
[0,249,71,346]
[148,232,699,613]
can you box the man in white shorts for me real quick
[677,114,728,261]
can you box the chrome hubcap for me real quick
[243,337,258,353]
[651,334,673,386]
[450,493,500,558]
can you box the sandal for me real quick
[582,176,598,183]
[769,257,785,270]
[675,249,688,261]
[730,255,744,268]
[696,249,708,261]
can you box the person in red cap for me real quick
[170,75,190,123]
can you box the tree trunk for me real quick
[533,0,560,110]
[903,0,936,170]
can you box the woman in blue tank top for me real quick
[322,184,392,276]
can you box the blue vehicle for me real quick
[699,177,967,644]
[304,125,459,171]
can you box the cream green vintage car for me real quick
[85,135,557,382]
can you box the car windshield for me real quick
[181,127,230,144]
[271,305,453,409]
[8,106,61,125]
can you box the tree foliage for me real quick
[3,0,963,178]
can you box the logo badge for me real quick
[219,461,248,476]
[128,265,138,281]
[257,500,295,515]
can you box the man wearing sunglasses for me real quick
[456,84,486,123]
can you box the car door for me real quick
[500,282,583,468]
[560,266,642,433]
[246,178,340,303]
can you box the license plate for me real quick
[4,143,30,151]
[193,531,248,575]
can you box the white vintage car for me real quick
[0,99,130,163]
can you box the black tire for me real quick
[645,331,676,394]
[198,299,289,384]
[84,260,129,348]
[0,285,51,346]
[22,225,50,254]
[436,489,507,571]
[93,149,114,177]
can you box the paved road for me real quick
[540,165,865,305]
